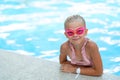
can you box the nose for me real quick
[73,33,78,37]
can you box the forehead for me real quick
[65,21,85,29]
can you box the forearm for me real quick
[60,64,103,76]
[80,66,103,76]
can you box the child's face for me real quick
[64,21,88,44]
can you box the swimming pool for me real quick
[0,0,120,76]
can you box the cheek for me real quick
[64,32,68,36]
[65,32,70,38]
[66,35,73,39]
[80,33,86,37]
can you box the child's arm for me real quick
[59,44,76,73]
[59,44,70,64]
[80,42,103,76]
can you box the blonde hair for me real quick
[64,15,86,29]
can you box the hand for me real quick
[60,64,75,73]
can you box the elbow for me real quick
[94,66,103,76]
[59,60,64,64]
[60,62,63,65]
[95,72,103,76]
[95,70,103,76]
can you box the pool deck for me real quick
[0,49,119,80]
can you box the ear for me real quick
[84,29,88,36]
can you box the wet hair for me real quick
[64,15,86,29]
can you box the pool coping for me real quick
[0,49,119,80]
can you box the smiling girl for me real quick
[59,15,103,77]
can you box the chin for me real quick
[71,40,80,44]
[72,39,83,44]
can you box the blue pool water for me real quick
[0,0,120,76]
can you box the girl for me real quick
[59,15,103,76]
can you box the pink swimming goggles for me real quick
[65,27,86,36]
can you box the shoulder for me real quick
[86,39,101,58]
[86,39,99,50]
[60,41,69,54]
[60,41,70,59]
[60,41,69,50]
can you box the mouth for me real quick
[72,38,79,41]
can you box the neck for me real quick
[71,38,85,50]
